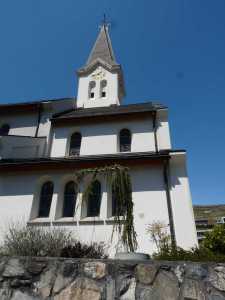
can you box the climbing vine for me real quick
[74,164,137,252]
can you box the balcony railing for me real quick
[0,135,46,159]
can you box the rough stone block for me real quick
[3,259,29,278]
[54,277,102,300]
[150,270,179,300]
[106,276,115,300]
[83,262,106,279]
[186,264,208,280]
[35,262,58,298]
[53,262,78,294]
[10,278,32,288]
[0,288,12,300]
[135,283,153,300]
[11,291,39,300]
[120,277,136,300]
[26,260,47,275]
[180,278,205,300]
[209,266,225,292]
[135,264,158,285]
[173,264,185,283]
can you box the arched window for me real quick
[69,132,82,156]
[63,181,77,218]
[0,124,10,136]
[87,180,101,217]
[100,80,107,98]
[89,81,96,99]
[119,129,131,152]
[112,183,126,216]
[38,181,54,218]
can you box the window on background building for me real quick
[87,180,101,217]
[63,181,77,218]
[0,124,10,136]
[89,81,96,99]
[119,128,131,152]
[100,79,107,98]
[69,132,82,156]
[112,183,126,217]
[38,181,54,218]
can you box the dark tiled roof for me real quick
[0,97,75,113]
[0,97,75,108]
[52,102,167,121]
[0,150,168,164]
[0,150,185,171]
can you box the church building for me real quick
[0,24,198,255]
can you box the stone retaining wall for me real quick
[0,257,225,299]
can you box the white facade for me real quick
[0,25,198,256]
[50,113,171,157]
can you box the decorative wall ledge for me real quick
[79,217,104,225]
[27,218,51,226]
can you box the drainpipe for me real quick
[163,159,177,250]
[35,103,42,137]
[153,111,158,153]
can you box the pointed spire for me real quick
[86,24,117,67]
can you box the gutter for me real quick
[163,159,177,249]
[35,103,42,137]
[153,111,158,153]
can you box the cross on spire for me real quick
[86,15,116,66]
[101,13,110,28]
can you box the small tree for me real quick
[202,223,225,255]
[146,221,171,253]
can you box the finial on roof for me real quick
[101,13,110,28]
[86,16,117,67]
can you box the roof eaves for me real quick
[51,102,167,121]
[77,58,120,76]
[0,150,172,166]
[0,97,76,109]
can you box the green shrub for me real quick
[61,242,108,259]
[0,223,108,258]
[1,224,74,257]
[202,224,225,255]
[147,221,225,262]
[153,246,225,262]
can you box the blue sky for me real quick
[0,0,225,205]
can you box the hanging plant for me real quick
[74,164,137,252]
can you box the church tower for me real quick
[76,24,125,108]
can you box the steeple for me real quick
[76,23,125,108]
[86,24,117,67]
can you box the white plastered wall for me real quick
[0,161,197,256]
[0,113,39,137]
[157,109,171,150]
[169,152,198,249]
[0,99,75,157]
[51,115,172,157]
[51,118,155,157]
